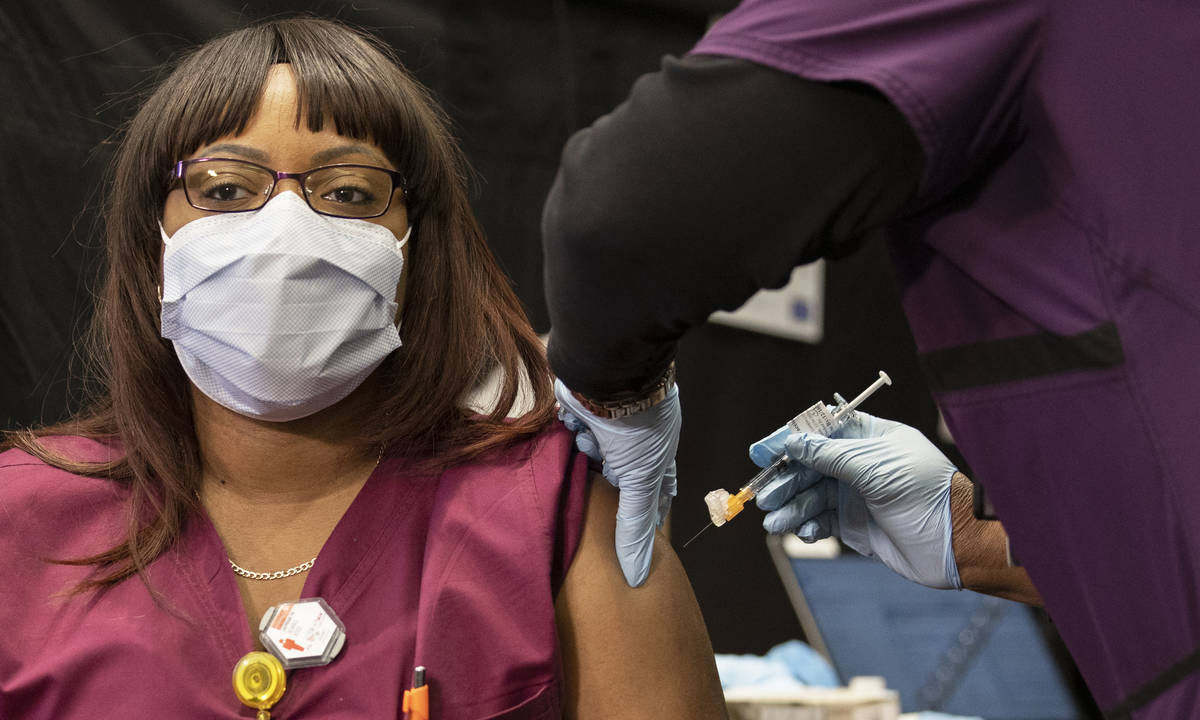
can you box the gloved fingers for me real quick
[749,424,791,467]
[783,432,874,490]
[755,464,824,511]
[827,409,904,440]
[558,406,584,432]
[656,461,677,529]
[573,428,601,463]
[660,461,678,498]
[761,477,837,534]
[555,399,603,462]
[599,460,620,489]
[556,376,682,577]
[614,472,664,587]
[656,491,673,529]
[834,482,874,558]
[796,510,837,543]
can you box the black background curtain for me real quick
[0,0,973,658]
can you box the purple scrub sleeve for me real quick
[694,0,1041,206]
[0,426,590,718]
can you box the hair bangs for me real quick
[152,20,437,202]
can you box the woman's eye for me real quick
[203,183,253,201]
[322,186,375,205]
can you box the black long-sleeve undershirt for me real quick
[542,54,923,397]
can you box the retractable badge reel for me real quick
[232,598,347,718]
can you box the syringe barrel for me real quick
[743,456,788,496]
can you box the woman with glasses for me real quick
[0,17,725,719]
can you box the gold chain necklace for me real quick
[228,556,316,581]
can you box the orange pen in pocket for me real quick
[402,666,429,720]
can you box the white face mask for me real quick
[160,192,410,421]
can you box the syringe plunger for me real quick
[831,370,891,423]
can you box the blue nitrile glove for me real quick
[555,378,681,587]
[749,411,961,590]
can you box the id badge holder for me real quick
[259,597,347,669]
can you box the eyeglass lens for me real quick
[182,159,397,218]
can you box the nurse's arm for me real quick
[555,475,727,719]
[951,474,1043,606]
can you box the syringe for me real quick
[682,371,892,548]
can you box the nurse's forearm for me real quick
[950,473,1042,605]
[542,55,923,397]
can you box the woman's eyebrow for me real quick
[310,144,390,167]
[197,143,268,162]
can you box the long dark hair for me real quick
[3,17,556,590]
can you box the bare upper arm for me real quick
[555,473,727,719]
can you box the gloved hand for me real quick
[555,378,681,587]
[749,411,961,590]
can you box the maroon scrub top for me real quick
[0,426,589,718]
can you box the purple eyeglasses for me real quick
[172,157,409,219]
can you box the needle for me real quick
[682,522,713,548]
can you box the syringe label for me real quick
[788,401,836,436]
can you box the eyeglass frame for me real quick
[170,157,411,219]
